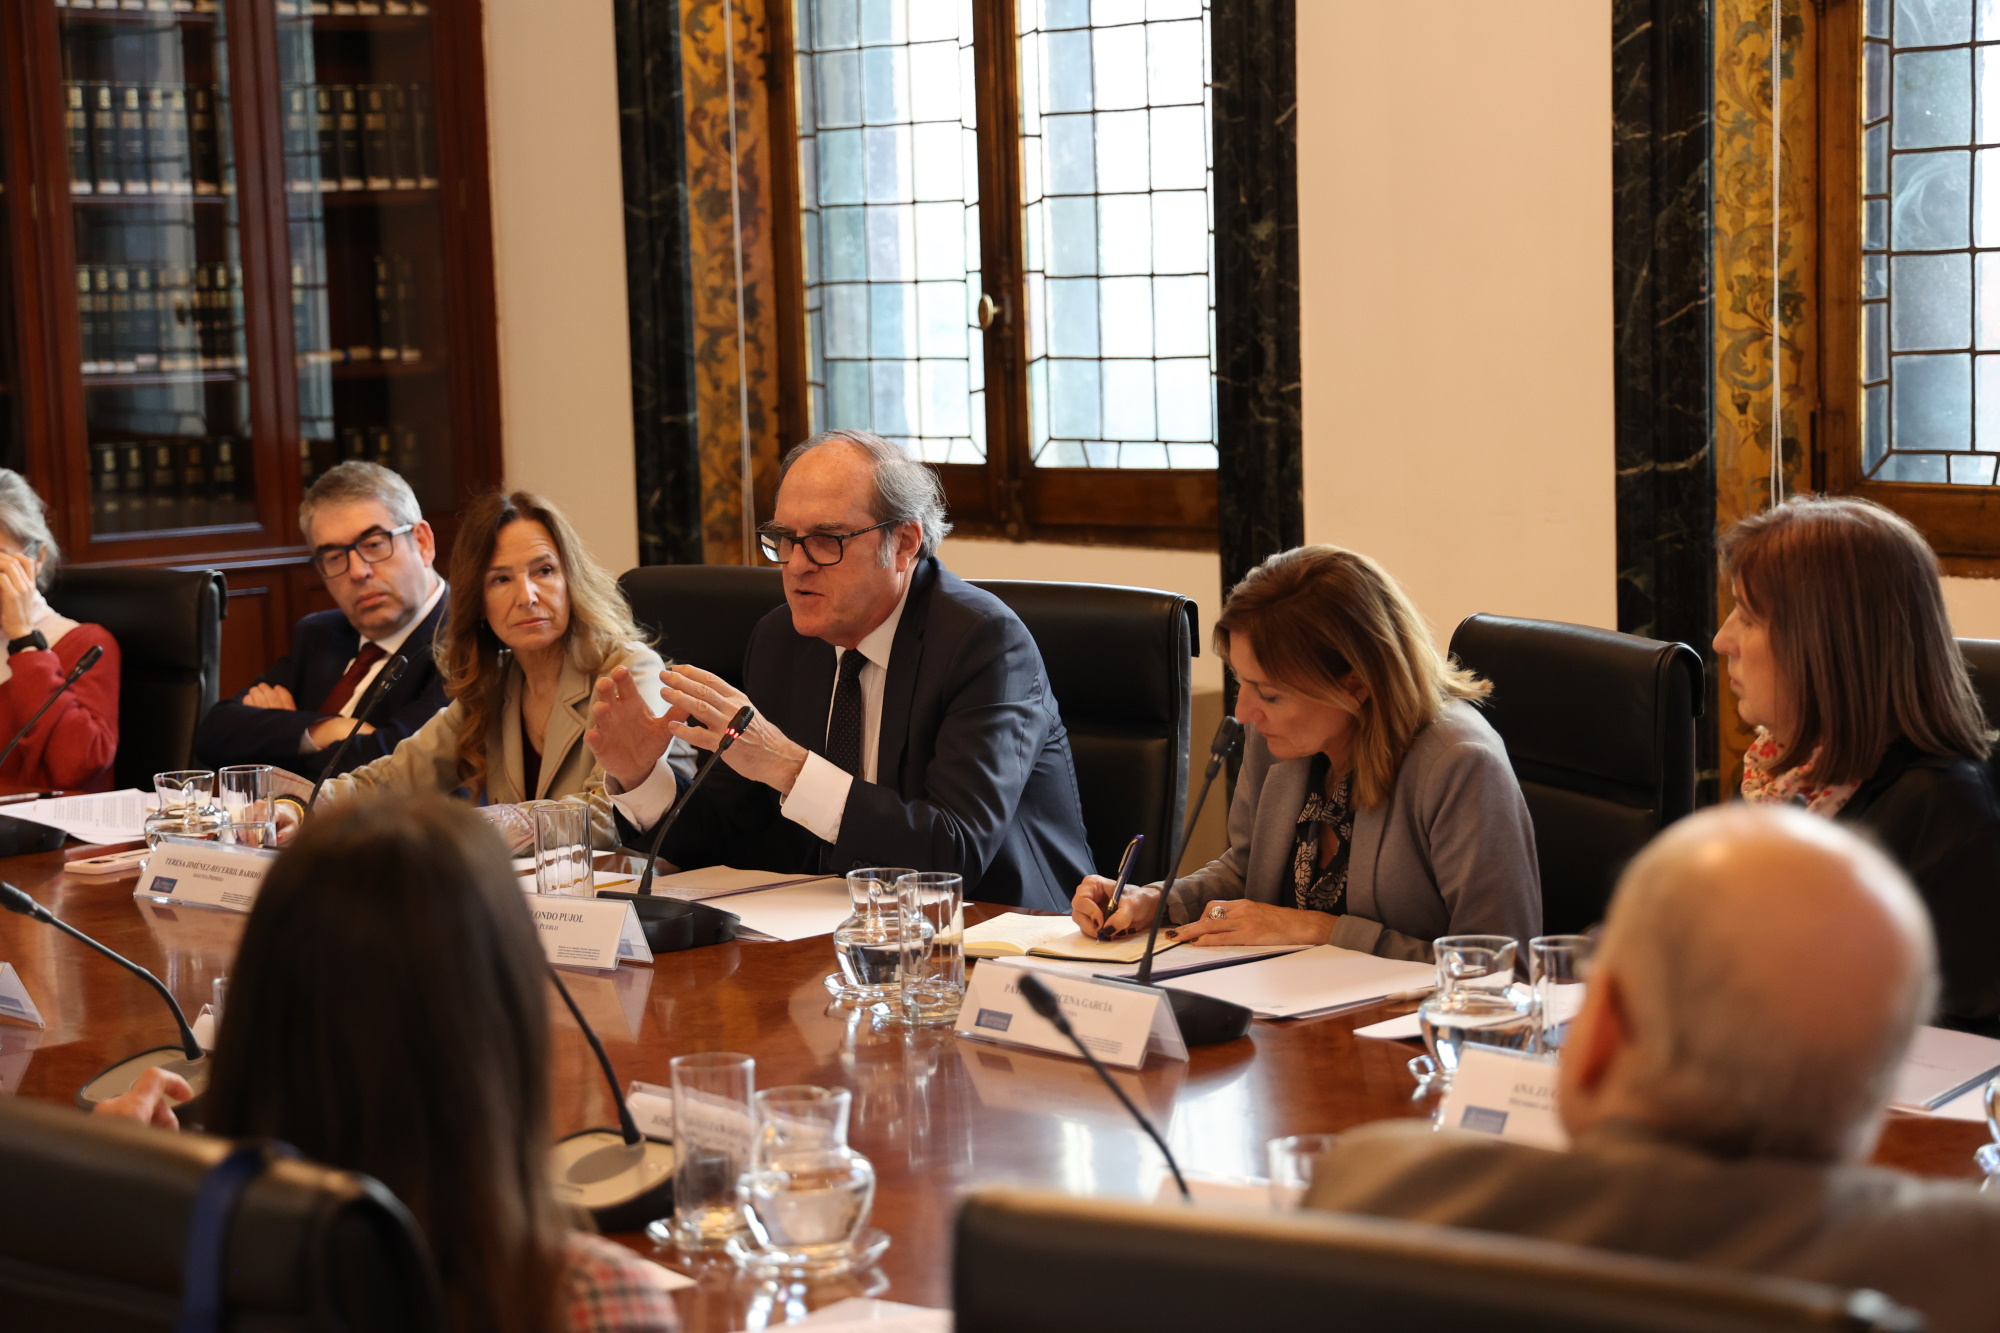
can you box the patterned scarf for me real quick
[1739,727,1860,816]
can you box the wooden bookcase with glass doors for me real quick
[0,0,499,693]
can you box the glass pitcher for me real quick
[829,867,917,1003]
[1416,934,1538,1089]
[142,770,228,847]
[739,1085,877,1273]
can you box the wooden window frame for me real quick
[769,0,1218,552]
[1816,0,2000,571]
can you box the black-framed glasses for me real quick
[757,519,896,567]
[312,524,414,578]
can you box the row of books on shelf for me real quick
[279,2,432,14]
[300,427,427,487]
[64,82,228,199]
[91,437,250,534]
[55,1,219,12]
[286,84,437,194]
[77,262,244,377]
[293,254,427,368]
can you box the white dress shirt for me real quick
[301,577,446,752]
[608,582,912,844]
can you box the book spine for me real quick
[336,85,364,191]
[149,441,177,528]
[91,83,120,195]
[228,262,246,370]
[315,87,341,192]
[120,445,146,523]
[284,86,315,193]
[108,267,134,373]
[394,253,418,361]
[131,268,159,371]
[93,442,121,532]
[213,437,239,507]
[65,83,91,193]
[192,265,213,370]
[163,88,191,195]
[118,84,149,195]
[372,253,393,360]
[188,86,218,195]
[144,86,182,195]
[388,84,416,189]
[411,84,437,189]
[180,437,208,527]
[76,268,99,374]
[362,84,392,190]
[369,428,394,467]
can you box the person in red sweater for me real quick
[0,471,117,792]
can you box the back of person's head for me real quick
[1722,494,1990,782]
[780,428,953,561]
[1582,804,1936,1163]
[1213,545,1486,806]
[0,468,61,587]
[297,460,423,543]
[203,796,565,1333]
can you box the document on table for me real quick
[1890,1025,2000,1112]
[3,789,156,844]
[995,942,1310,982]
[717,877,852,941]
[731,1298,949,1332]
[1158,944,1437,1020]
[963,911,1184,963]
[648,866,832,901]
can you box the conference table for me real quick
[0,840,1988,1331]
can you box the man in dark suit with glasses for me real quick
[196,461,450,780]
[588,429,1092,910]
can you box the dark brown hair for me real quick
[204,796,566,1333]
[1215,545,1488,807]
[1722,494,1991,784]
[439,490,645,797]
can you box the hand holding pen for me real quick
[1068,834,1153,940]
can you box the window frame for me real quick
[770,0,1220,552]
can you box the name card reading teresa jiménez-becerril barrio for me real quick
[135,837,277,914]
[955,959,1188,1070]
[529,896,653,971]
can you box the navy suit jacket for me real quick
[636,559,1092,911]
[195,595,450,780]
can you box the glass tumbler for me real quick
[830,867,917,1002]
[1417,935,1537,1089]
[1529,934,1594,1052]
[740,1085,877,1270]
[144,770,225,846]
[217,764,276,847]
[533,803,590,897]
[894,872,963,1027]
[1267,1133,1341,1211]
[662,1052,755,1250]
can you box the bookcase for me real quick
[0,0,498,693]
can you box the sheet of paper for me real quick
[6,788,156,844]
[1157,944,1437,1020]
[1001,942,1309,982]
[719,878,852,941]
[1890,1025,2000,1111]
[1355,1011,1424,1041]
[649,866,832,901]
[761,1298,950,1332]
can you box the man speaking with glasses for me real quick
[196,461,449,780]
[588,429,1093,910]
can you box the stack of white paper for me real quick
[1890,1025,2000,1113]
[1157,944,1436,1020]
[649,866,832,901]
[713,877,851,941]
[4,789,156,845]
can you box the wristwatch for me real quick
[6,630,47,656]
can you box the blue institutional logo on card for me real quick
[975,1008,1013,1033]
[147,877,177,896]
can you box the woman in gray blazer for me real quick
[1073,545,1540,961]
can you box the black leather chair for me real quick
[46,566,226,790]
[1447,614,1704,936]
[0,1094,439,1332]
[954,1188,1920,1333]
[617,565,1198,884]
[1957,638,2000,791]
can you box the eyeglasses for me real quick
[312,524,414,578]
[757,519,896,568]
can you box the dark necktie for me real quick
[319,642,387,715]
[824,648,869,777]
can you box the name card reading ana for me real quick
[1437,1043,1570,1151]
[955,959,1188,1070]
[135,838,277,914]
[529,896,653,972]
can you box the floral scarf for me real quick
[1739,727,1860,816]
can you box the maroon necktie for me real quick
[319,642,387,715]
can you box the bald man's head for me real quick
[1557,805,1936,1162]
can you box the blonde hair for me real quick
[1215,545,1487,808]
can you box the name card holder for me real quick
[1436,1043,1569,1150]
[134,836,277,914]
[529,896,654,971]
[0,962,44,1028]
[956,959,1188,1070]
[625,1079,675,1142]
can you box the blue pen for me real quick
[1096,833,1146,941]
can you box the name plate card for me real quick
[625,1080,676,1142]
[135,838,277,914]
[1437,1043,1570,1150]
[955,960,1188,1070]
[529,896,653,971]
[0,963,44,1028]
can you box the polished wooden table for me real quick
[0,841,1987,1330]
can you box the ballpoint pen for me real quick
[1096,833,1145,940]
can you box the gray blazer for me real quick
[1164,699,1540,960]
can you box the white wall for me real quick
[483,0,640,572]
[1295,1,1617,644]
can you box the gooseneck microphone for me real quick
[1016,971,1190,1201]
[0,881,208,1113]
[545,966,675,1230]
[306,652,409,805]
[0,643,104,777]
[630,705,755,899]
[1122,715,1253,1047]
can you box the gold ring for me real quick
[1209,905,1227,921]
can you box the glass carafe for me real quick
[142,769,228,847]
[1417,935,1538,1088]
[829,867,917,1003]
[739,1085,876,1274]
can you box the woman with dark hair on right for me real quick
[1716,495,2000,1032]
[93,796,681,1333]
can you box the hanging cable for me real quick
[1769,0,1784,508]
[724,0,756,562]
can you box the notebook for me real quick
[962,911,1183,964]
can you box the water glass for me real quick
[1267,1133,1340,1211]
[533,803,590,898]
[664,1052,755,1250]
[830,867,916,1002]
[894,872,963,1027]
[741,1085,877,1270]
[1529,934,1593,1052]
[1418,935,1537,1088]
[1978,1143,2000,1195]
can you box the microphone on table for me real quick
[545,966,676,1231]
[0,880,208,1117]
[306,652,409,805]
[1120,715,1253,1047]
[597,706,754,953]
[0,645,104,857]
[1016,971,1190,1202]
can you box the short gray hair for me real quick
[298,461,422,543]
[0,469,60,589]
[781,429,953,562]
